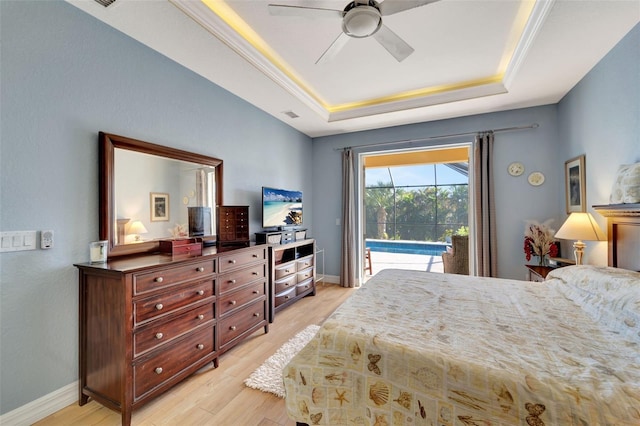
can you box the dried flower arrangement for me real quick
[524,219,558,265]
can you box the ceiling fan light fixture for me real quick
[342,6,381,38]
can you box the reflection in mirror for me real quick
[113,149,217,245]
[99,132,223,258]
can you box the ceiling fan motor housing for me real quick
[342,4,382,38]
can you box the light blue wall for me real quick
[0,0,311,414]
[557,23,640,263]
[312,105,561,281]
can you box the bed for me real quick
[283,206,640,425]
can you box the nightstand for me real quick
[525,265,556,282]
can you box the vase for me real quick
[538,255,547,266]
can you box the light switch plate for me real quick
[0,231,37,252]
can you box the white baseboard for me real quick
[0,381,78,426]
[320,274,340,284]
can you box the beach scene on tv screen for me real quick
[263,188,303,227]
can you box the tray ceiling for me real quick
[66,0,639,137]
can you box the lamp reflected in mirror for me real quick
[128,220,148,243]
[554,212,605,265]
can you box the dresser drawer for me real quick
[296,255,314,271]
[133,304,214,357]
[274,286,296,307]
[133,260,215,295]
[219,281,266,317]
[296,267,313,282]
[274,261,296,280]
[274,274,297,294]
[133,326,214,400]
[219,301,266,348]
[134,280,214,325]
[296,278,314,296]
[218,247,266,273]
[218,263,266,294]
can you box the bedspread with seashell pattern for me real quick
[283,267,640,425]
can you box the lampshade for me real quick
[555,212,605,241]
[554,212,605,265]
[128,220,148,242]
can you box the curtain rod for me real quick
[335,123,539,151]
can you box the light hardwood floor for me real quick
[35,283,355,426]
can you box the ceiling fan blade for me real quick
[268,4,343,18]
[373,24,414,62]
[316,32,350,65]
[378,0,439,16]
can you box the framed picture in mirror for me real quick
[151,192,170,221]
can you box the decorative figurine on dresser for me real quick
[75,133,268,426]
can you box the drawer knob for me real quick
[155,332,163,340]
[197,344,204,350]
[155,303,164,311]
[198,314,205,320]
[154,277,164,283]
[253,290,259,294]
[285,269,290,273]
[229,279,236,284]
[230,300,236,305]
[284,295,290,299]
[229,259,236,264]
[252,272,258,275]
[253,312,260,317]
[197,290,205,296]
[155,367,163,375]
[230,326,237,331]
[252,254,258,258]
[196,267,205,272]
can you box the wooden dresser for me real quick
[75,244,267,426]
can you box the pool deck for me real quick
[366,250,444,276]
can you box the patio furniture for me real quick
[442,235,469,275]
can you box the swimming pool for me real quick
[366,239,449,256]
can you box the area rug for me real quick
[244,324,320,398]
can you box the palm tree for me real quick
[365,183,393,239]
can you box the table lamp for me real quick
[128,220,148,242]
[554,212,605,265]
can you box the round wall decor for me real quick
[528,171,545,186]
[508,161,525,176]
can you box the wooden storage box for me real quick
[159,238,202,256]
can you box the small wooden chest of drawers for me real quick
[217,205,250,248]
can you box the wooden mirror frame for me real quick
[99,132,223,258]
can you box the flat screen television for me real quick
[262,186,303,229]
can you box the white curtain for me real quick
[195,169,208,206]
[473,132,498,277]
[340,148,358,288]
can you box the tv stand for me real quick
[266,238,316,322]
[255,228,307,245]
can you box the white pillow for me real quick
[610,162,640,204]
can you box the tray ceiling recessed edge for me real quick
[170,0,552,123]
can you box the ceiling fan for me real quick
[268,0,439,64]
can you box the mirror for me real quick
[99,132,223,257]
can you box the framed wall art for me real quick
[150,192,170,221]
[565,155,586,213]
